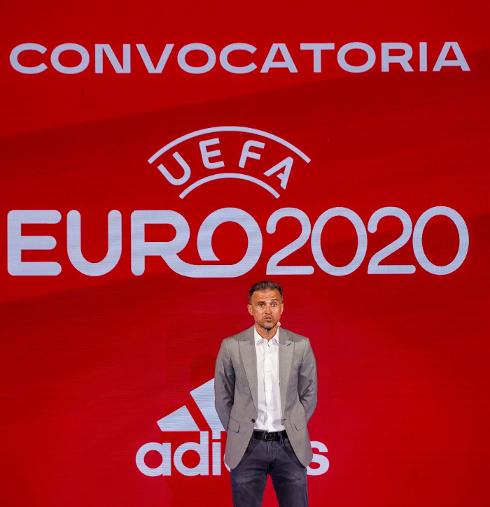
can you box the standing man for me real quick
[214,280,318,507]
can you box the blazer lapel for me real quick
[278,328,294,414]
[238,326,258,411]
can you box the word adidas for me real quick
[135,379,329,477]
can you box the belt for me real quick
[253,430,287,441]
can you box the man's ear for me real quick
[247,304,253,316]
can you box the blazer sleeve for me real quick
[214,338,235,430]
[298,338,318,422]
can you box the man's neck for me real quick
[255,323,279,341]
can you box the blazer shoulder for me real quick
[283,327,310,343]
[220,327,252,345]
[220,336,236,351]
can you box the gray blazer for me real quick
[214,326,318,469]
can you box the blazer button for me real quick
[251,419,256,423]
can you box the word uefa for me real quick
[10,41,470,75]
[7,206,468,277]
[148,126,311,199]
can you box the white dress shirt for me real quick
[254,326,285,432]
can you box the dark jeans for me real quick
[230,434,308,507]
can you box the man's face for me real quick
[248,289,284,331]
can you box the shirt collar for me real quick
[254,325,279,345]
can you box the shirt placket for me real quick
[264,341,273,430]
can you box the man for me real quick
[214,280,318,507]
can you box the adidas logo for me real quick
[135,379,329,477]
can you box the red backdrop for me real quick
[1,1,489,506]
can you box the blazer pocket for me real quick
[228,416,240,433]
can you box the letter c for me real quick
[220,43,257,74]
[10,43,48,74]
